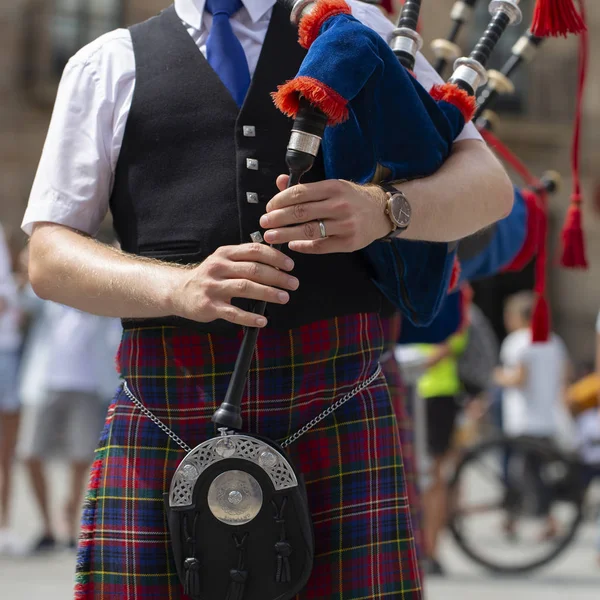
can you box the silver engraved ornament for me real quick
[207,470,263,525]
[215,437,237,458]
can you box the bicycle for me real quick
[447,434,598,574]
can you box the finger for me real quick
[288,238,351,254]
[215,303,268,328]
[260,198,345,230]
[276,174,289,191]
[263,220,347,244]
[222,279,292,305]
[222,261,299,291]
[266,180,344,213]
[224,243,295,271]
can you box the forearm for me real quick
[29,223,180,318]
[393,140,513,242]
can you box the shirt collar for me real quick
[175,0,276,30]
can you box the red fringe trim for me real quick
[298,0,352,49]
[560,198,588,268]
[75,583,93,599]
[87,459,104,490]
[272,76,349,125]
[449,256,461,292]
[430,83,476,122]
[502,189,542,273]
[532,0,587,37]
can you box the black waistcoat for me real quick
[110,4,383,335]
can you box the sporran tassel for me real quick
[272,497,293,584]
[225,533,249,600]
[184,558,202,598]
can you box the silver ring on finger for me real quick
[318,219,327,239]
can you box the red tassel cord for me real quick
[559,0,588,268]
[532,208,550,343]
[480,128,537,187]
[502,190,543,273]
[479,129,550,341]
[531,0,586,37]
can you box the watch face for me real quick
[390,193,411,229]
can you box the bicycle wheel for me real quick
[447,436,584,574]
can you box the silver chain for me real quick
[121,364,382,452]
[280,365,381,448]
[122,381,192,453]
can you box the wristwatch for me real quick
[378,182,412,240]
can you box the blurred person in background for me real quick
[416,328,468,576]
[18,302,121,552]
[0,224,23,554]
[494,291,571,540]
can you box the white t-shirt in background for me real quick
[0,225,21,352]
[44,303,121,396]
[500,329,568,437]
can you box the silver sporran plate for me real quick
[207,470,263,526]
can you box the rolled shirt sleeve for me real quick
[22,30,134,236]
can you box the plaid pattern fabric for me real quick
[76,313,422,599]
[379,315,423,570]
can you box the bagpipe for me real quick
[271,0,526,325]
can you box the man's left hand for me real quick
[260,175,393,254]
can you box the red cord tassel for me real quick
[532,200,550,343]
[559,0,588,268]
[532,295,550,343]
[560,197,588,268]
[531,0,586,37]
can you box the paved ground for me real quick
[1,462,599,599]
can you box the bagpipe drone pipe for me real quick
[271,0,525,325]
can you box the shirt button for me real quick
[243,126,256,137]
[246,158,259,170]
[246,192,259,204]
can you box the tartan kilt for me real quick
[380,315,423,569]
[75,313,422,600]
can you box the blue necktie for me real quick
[205,0,251,107]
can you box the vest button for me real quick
[246,158,259,171]
[243,126,256,137]
[246,192,259,204]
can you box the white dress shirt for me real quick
[22,0,481,237]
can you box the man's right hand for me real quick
[170,244,299,328]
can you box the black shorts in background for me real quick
[426,395,460,457]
